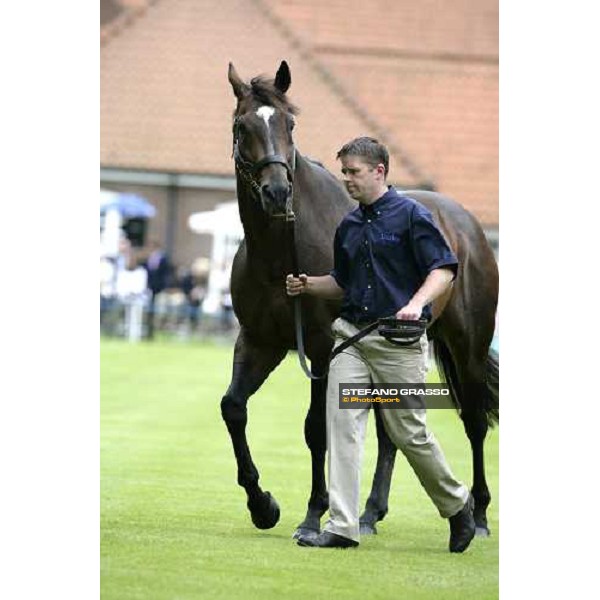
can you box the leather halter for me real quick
[232,115,296,200]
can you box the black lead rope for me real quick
[287,215,381,380]
[286,214,322,380]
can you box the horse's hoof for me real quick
[359,522,378,535]
[292,527,319,540]
[247,491,280,530]
[475,526,490,537]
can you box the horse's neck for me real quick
[237,180,265,242]
[292,152,354,232]
[236,180,289,266]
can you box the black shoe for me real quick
[448,495,476,553]
[297,531,359,548]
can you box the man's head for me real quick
[336,137,389,204]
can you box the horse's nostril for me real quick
[262,185,274,201]
[262,184,288,203]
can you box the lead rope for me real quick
[286,210,379,380]
[285,209,321,379]
[283,150,329,380]
[280,147,327,380]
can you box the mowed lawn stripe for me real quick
[101,339,498,600]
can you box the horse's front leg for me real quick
[220,328,287,529]
[359,406,398,535]
[293,359,329,539]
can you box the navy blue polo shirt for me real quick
[330,187,458,323]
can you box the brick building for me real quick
[101,0,498,267]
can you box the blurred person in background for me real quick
[143,240,171,339]
[100,256,116,332]
[101,234,134,335]
[115,249,149,342]
[178,258,209,334]
[220,289,235,333]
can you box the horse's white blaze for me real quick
[256,106,276,154]
[256,106,275,128]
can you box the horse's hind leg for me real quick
[435,335,494,537]
[462,395,492,536]
[359,406,397,535]
[457,345,496,536]
[220,328,287,529]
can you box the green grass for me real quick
[101,338,498,600]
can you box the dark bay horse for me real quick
[221,60,499,539]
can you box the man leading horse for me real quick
[286,136,476,552]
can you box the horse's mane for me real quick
[305,156,326,170]
[242,75,300,115]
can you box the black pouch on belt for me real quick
[377,317,428,346]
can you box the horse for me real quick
[220,60,499,539]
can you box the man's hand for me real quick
[395,267,454,320]
[286,273,344,299]
[286,274,308,296]
[395,300,424,321]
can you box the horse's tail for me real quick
[485,348,499,427]
[432,341,499,428]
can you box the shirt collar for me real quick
[359,186,396,215]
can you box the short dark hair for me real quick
[336,136,389,177]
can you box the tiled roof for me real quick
[262,0,498,224]
[101,0,123,27]
[101,0,498,225]
[322,54,498,224]
[262,0,498,59]
[101,0,416,182]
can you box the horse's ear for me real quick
[228,62,249,100]
[274,61,291,94]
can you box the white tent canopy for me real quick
[100,189,119,204]
[188,201,243,315]
[188,201,243,236]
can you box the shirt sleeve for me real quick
[329,226,349,290]
[410,204,459,280]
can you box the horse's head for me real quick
[228,61,298,218]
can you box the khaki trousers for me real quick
[324,318,469,542]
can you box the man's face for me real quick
[339,155,384,203]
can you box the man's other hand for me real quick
[286,274,308,296]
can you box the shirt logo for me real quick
[379,231,400,244]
